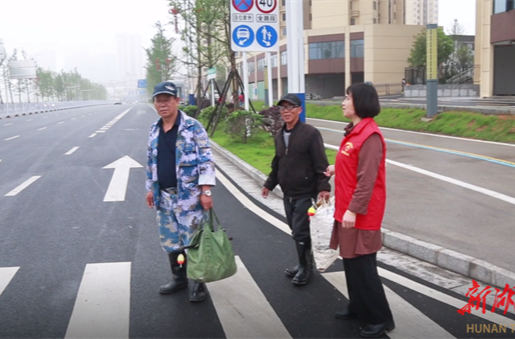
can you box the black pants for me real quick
[344,253,393,325]
[283,195,316,241]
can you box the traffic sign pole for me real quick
[286,0,305,122]
[243,52,249,111]
[266,52,273,106]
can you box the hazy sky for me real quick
[0,0,476,74]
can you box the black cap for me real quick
[153,81,177,98]
[277,93,301,106]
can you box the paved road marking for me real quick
[103,156,143,202]
[377,267,515,326]
[217,169,514,326]
[65,147,79,155]
[0,267,19,297]
[324,144,515,206]
[209,256,292,339]
[323,272,454,339]
[319,127,515,167]
[26,119,32,121]
[88,133,96,138]
[388,159,515,205]
[3,123,13,126]
[309,118,515,148]
[57,122,64,125]
[4,135,20,141]
[65,262,131,339]
[37,127,47,131]
[71,118,76,120]
[5,176,41,196]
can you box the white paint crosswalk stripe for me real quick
[5,176,41,196]
[322,272,454,339]
[209,256,292,339]
[0,267,19,297]
[65,262,131,339]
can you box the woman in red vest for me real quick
[325,83,394,338]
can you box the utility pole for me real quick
[286,0,306,122]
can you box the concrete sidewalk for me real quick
[211,141,515,290]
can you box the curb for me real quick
[210,140,515,289]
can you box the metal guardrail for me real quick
[0,101,111,119]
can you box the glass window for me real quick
[248,61,255,74]
[350,39,364,58]
[308,41,344,60]
[257,58,265,71]
[281,51,287,65]
[282,27,287,36]
[271,54,278,68]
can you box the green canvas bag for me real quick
[186,209,237,283]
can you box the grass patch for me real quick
[206,101,515,176]
[210,121,337,174]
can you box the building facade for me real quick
[238,0,424,100]
[405,0,439,25]
[474,0,515,96]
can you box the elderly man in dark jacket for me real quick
[262,93,331,286]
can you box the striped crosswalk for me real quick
[1,257,513,339]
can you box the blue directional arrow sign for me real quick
[256,25,277,48]
[137,79,147,88]
[232,25,254,48]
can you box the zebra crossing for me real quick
[1,255,514,339]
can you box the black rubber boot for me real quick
[285,264,300,277]
[292,239,313,286]
[189,281,207,302]
[159,251,188,294]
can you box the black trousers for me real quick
[344,253,394,325]
[283,195,316,241]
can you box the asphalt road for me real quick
[1,104,514,338]
[310,118,515,273]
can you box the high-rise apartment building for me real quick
[405,0,439,25]
[237,0,425,100]
[116,33,144,88]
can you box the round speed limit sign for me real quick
[256,0,276,13]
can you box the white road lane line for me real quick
[71,118,76,120]
[216,170,514,326]
[65,262,131,339]
[208,256,292,339]
[322,272,454,339]
[0,267,20,297]
[325,144,515,206]
[57,122,64,125]
[5,176,41,196]
[377,267,515,326]
[37,127,47,131]
[88,133,97,138]
[3,123,13,126]
[4,135,20,141]
[26,119,33,121]
[65,147,79,155]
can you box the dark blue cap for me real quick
[153,81,177,98]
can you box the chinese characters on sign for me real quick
[426,27,438,81]
[457,279,515,315]
[230,0,279,52]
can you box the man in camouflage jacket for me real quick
[146,81,216,303]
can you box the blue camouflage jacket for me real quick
[146,111,216,219]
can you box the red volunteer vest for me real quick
[334,118,386,230]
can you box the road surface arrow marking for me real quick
[103,156,143,202]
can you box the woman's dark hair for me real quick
[346,83,381,118]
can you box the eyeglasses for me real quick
[278,105,299,111]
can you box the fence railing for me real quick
[373,83,404,96]
[0,101,111,119]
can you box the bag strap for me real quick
[202,208,222,231]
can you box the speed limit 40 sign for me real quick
[231,0,279,52]
[256,0,277,13]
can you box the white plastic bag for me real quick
[310,197,339,272]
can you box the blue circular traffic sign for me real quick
[233,25,254,48]
[232,0,253,13]
[256,25,277,48]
